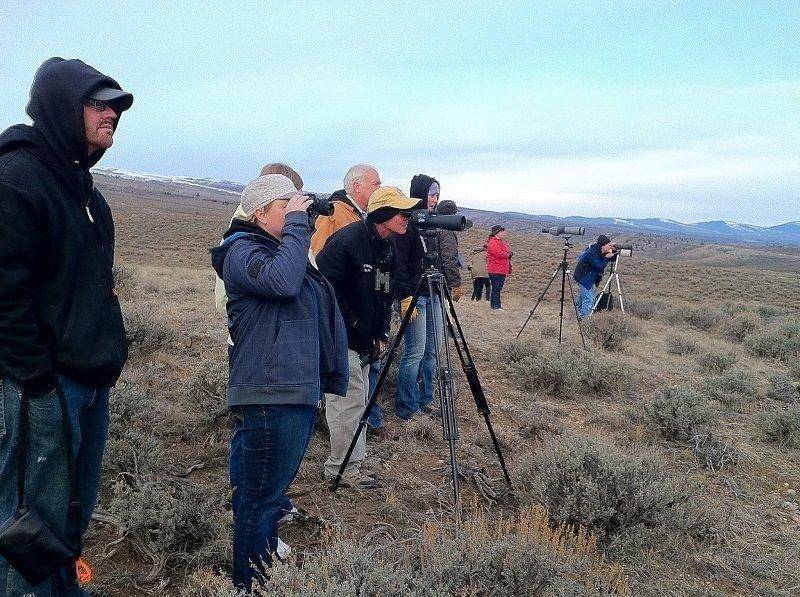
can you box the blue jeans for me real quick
[489,274,506,309]
[395,296,443,420]
[367,360,383,428]
[0,376,110,597]
[577,284,596,319]
[230,404,317,591]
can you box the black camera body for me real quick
[304,193,334,226]
[410,209,469,231]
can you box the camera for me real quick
[409,209,469,231]
[611,243,633,257]
[304,193,334,224]
[541,226,585,236]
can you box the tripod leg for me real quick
[517,264,561,338]
[566,274,588,351]
[615,273,625,313]
[558,262,568,344]
[443,285,513,487]
[330,283,423,492]
[590,275,613,316]
[428,276,460,507]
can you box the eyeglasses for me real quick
[83,97,116,112]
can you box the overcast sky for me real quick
[1,1,797,224]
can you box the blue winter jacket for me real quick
[210,212,349,407]
[573,244,610,290]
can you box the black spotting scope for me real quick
[541,226,586,236]
[410,209,469,231]
[612,243,633,257]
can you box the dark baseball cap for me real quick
[89,86,133,112]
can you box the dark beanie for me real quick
[490,225,505,236]
[436,200,457,215]
[597,234,611,247]
[368,206,401,224]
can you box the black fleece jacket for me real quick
[392,174,439,300]
[317,220,394,358]
[0,58,131,392]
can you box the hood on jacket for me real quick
[0,57,132,169]
[409,174,439,209]
[210,219,274,279]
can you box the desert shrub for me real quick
[103,427,166,479]
[625,298,666,320]
[754,407,800,449]
[585,312,641,352]
[509,347,633,398]
[519,433,712,544]
[511,403,565,440]
[765,373,797,403]
[257,506,631,596]
[113,264,136,294]
[685,306,725,331]
[689,429,739,472]
[791,361,800,381]
[718,311,760,343]
[124,308,177,354]
[186,360,229,427]
[641,386,716,440]
[500,338,541,364]
[108,477,230,565]
[744,320,800,363]
[665,334,699,355]
[696,349,736,374]
[756,305,785,319]
[702,369,758,407]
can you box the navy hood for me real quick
[410,174,439,209]
[0,57,132,169]
[210,219,274,279]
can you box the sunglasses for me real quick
[399,210,414,218]
[83,97,116,112]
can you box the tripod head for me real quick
[421,229,443,271]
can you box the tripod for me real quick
[516,236,587,349]
[330,231,512,507]
[590,255,626,315]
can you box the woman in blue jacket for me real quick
[210,174,349,592]
[573,234,616,319]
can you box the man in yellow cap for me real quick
[316,187,420,488]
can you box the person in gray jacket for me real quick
[469,244,490,301]
[435,200,463,301]
[209,174,349,592]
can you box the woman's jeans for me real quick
[0,376,109,597]
[395,296,443,420]
[577,284,596,319]
[471,278,490,301]
[489,274,506,309]
[230,403,317,591]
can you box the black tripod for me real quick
[516,236,587,349]
[330,231,512,507]
[590,254,626,315]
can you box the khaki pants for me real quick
[324,349,368,479]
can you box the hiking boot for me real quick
[336,471,379,489]
[422,405,441,418]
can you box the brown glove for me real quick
[400,297,418,321]
[451,286,462,302]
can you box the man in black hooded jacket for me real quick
[0,57,133,594]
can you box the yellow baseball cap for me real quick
[367,186,421,213]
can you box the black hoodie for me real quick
[0,58,132,392]
[392,174,439,299]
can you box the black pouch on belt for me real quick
[0,384,80,586]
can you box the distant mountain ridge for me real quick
[93,167,800,246]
